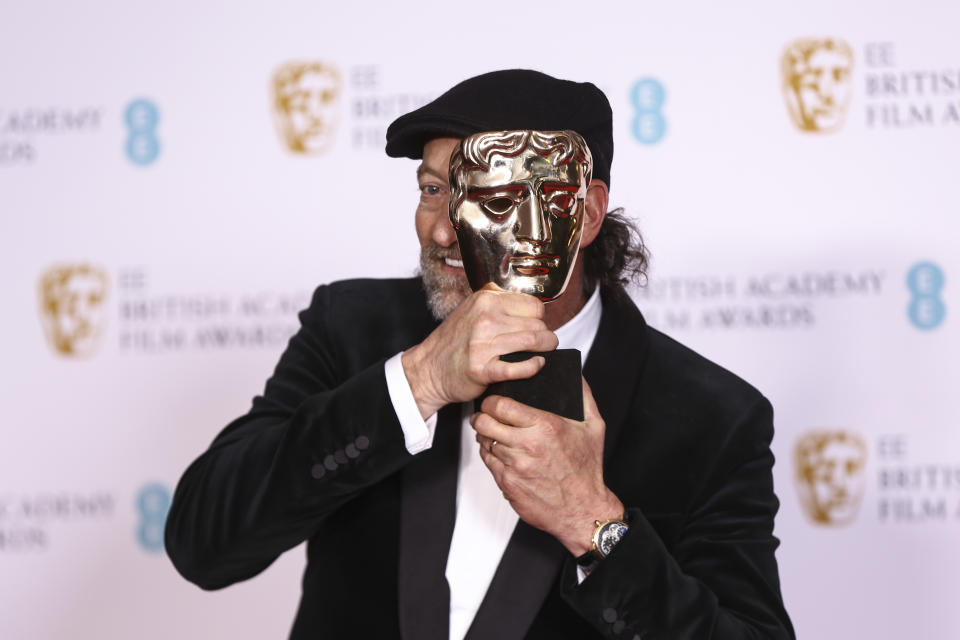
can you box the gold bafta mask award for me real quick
[449,129,591,300]
[451,129,592,419]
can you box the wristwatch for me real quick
[576,514,629,566]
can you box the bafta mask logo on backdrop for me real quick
[272,61,342,154]
[38,264,109,358]
[782,38,854,133]
[795,430,867,526]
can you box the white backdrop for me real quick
[1,1,957,638]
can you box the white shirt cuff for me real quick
[576,565,588,584]
[384,352,437,454]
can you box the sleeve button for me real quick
[310,463,325,479]
[355,435,370,450]
[602,608,617,623]
[345,443,360,458]
[323,454,338,471]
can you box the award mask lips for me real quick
[448,130,593,301]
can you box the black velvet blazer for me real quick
[165,277,794,639]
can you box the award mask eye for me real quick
[547,193,575,218]
[481,196,516,217]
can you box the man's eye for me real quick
[420,185,441,197]
[481,197,515,215]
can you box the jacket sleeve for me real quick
[164,284,414,590]
[560,397,795,639]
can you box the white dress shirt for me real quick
[383,286,603,640]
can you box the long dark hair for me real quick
[582,208,649,297]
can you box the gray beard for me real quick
[419,244,472,321]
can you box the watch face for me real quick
[597,522,629,557]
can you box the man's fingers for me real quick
[470,411,517,447]
[476,286,544,319]
[506,316,552,334]
[478,438,508,486]
[491,329,558,356]
[485,354,546,383]
[481,329,557,385]
[476,433,518,464]
[501,292,545,319]
[480,394,542,428]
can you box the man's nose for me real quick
[515,196,551,245]
[432,211,457,247]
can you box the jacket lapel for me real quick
[464,521,566,640]
[584,288,650,466]
[398,404,462,640]
[466,287,651,638]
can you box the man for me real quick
[165,69,794,639]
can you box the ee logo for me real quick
[631,78,667,145]
[907,262,946,330]
[136,483,171,553]
[124,99,161,166]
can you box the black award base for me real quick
[477,348,583,421]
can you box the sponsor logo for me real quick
[124,99,161,166]
[135,483,171,553]
[795,430,868,526]
[38,263,110,358]
[630,78,667,144]
[907,261,946,330]
[272,61,342,155]
[781,38,854,133]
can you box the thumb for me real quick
[581,376,602,423]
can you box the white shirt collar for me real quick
[552,285,603,365]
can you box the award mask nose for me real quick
[515,195,551,245]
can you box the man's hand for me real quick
[471,378,624,557]
[401,283,559,419]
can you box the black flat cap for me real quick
[385,69,614,187]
